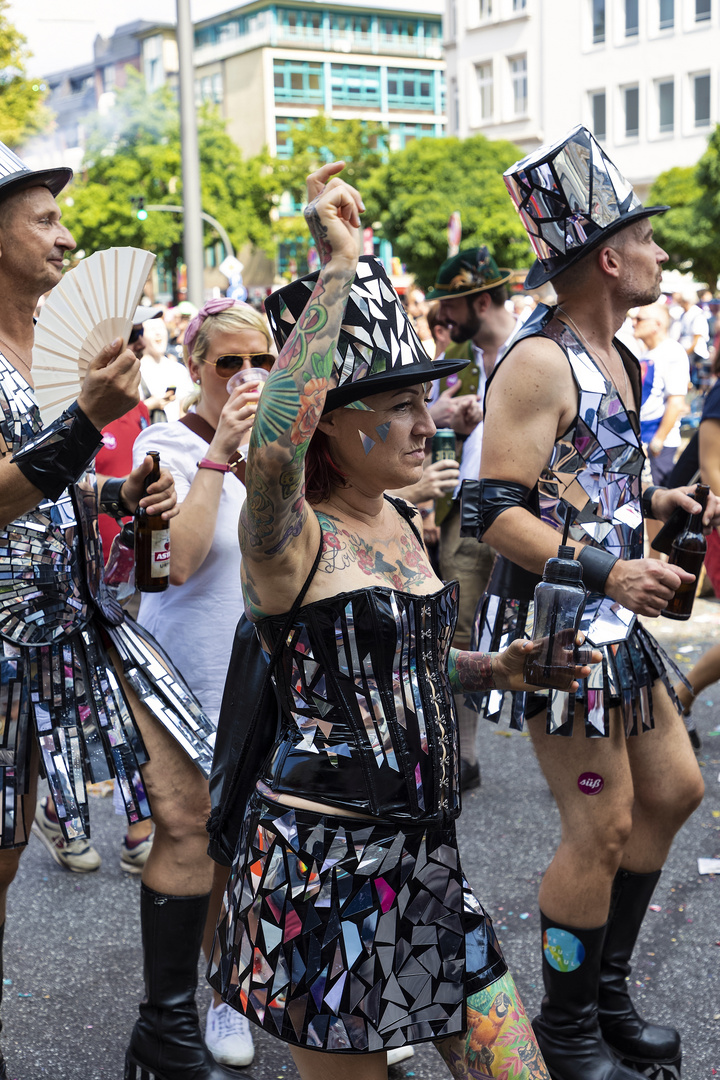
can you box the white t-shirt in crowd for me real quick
[678,305,709,359]
[639,338,690,448]
[132,419,246,724]
[140,354,194,423]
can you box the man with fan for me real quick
[0,142,241,1080]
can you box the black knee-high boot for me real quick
[125,885,242,1080]
[532,913,640,1080]
[0,922,7,1080]
[598,870,681,1079]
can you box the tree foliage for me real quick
[60,71,280,258]
[649,124,720,288]
[0,0,52,147]
[361,134,532,286]
[274,112,388,206]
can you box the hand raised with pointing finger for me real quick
[77,337,140,430]
[304,162,364,271]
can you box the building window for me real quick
[379,17,419,46]
[273,60,324,103]
[694,73,711,125]
[275,117,294,159]
[479,0,493,19]
[513,0,527,10]
[330,65,381,107]
[477,61,493,120]
[593,0,606,43]
[625,0,639,34]
[659,0,674,27]
[387,67,435,109]
[591,90,606,139]
[696,0,711,20]
[277,7,322,40]
[657,80,674,132]
[509,55,527,115]
[330,13,372,44]
[624,85,639,136]
[388,122,436,150]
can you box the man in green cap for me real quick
[426,246,519,790]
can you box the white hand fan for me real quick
[32,247,156,423]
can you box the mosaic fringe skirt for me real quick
[208,791,507,1053]
[471,595,689,738]
[0,615,215,848]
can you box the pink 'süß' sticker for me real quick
[446,374,459,388]
[578,772,604,795]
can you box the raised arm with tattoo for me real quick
[239,165,363,617]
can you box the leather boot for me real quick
[533,913,641,1080]
[599,870,681,1079]
[0,922,8,1080]
[125,885,243,1080]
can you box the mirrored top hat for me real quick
[0,140,72,202]
[425,246,512,300]
[504,124,668,290]
[265,256,469,412]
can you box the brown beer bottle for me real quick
[134,451,170,593]
[662,483,709,621]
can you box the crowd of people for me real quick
[0,121,715,1080]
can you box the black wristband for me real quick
[642,485,663,520]
[577,545,619,594]
[12,402,103,503]
[99,476,132,519]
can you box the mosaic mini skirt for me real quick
[208,790,507,1053]
[471,595,689,738]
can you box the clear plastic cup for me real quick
[227,367,270,395]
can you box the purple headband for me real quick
[184,297,253,355]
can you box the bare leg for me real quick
[674,641,720,710]
[110,653,214,897]
[126,818,153,843]
[0,743,39,921]
[436,970,549,1078]
[290,1047,388,1080]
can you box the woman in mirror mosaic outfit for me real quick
[208,162,597,1080]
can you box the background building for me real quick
[445,0,717,196]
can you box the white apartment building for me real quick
[445,0,718,194]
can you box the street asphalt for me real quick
[2,602,720,1079]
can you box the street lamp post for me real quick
[176,0,204,307]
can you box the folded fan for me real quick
[32,247,156,423]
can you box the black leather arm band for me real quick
[641,485,663,520]
[460,478,532,541]
[577,545,618,594]
[99,476,133,519]
[12,402,103,503]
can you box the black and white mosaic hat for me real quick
[265,256,468,411]
[504,124,668,289]
[0,140,72,202]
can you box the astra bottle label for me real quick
[150,530,170,578]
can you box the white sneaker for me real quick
[387,1045,415,1066]
[205,1001,255,1067]
[32,797,101,873]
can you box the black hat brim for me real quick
[0,167,73,202]
[323,354,469,412]
[524,205,669,290]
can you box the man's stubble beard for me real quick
[449,307,481,344]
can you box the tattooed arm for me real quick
[239,163,363,616]
[447,639,598,693]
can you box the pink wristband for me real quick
[197,458,231,473]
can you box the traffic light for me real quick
[131,197,148,221]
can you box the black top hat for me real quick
[0,141,72,203]
[504,124,668,290]
[265,257,469,412]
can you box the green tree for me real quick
[60,71,280,260]
[0,0,51,146]
[648,164,716,286]
[274,111,388,205]
[361,134,532,286]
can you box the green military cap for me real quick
[425,246,512,300]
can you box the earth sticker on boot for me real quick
[542,928,585,972]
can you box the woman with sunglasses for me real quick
[208,164,598,1079]
[130,299,274,1071]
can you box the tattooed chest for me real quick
[317,517,433,592]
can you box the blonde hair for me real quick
[182,305,272,411]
